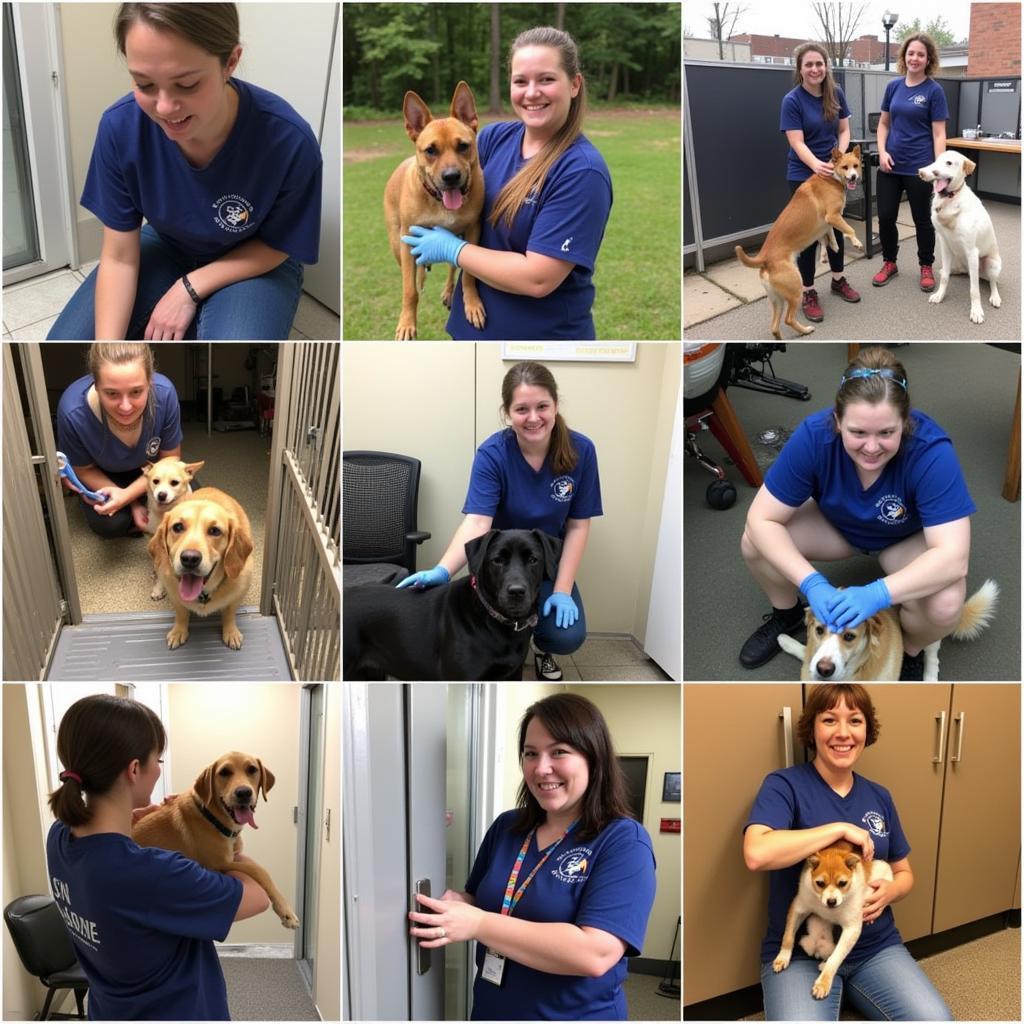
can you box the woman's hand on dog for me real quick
[408,891,485,947]
[841,823,874,861]
[401,224,468,267]
[813,159,835,179]
[862,877,894,924]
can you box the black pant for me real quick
[875,170,935,265]
[788,179,845,287]
[81,468,204,538]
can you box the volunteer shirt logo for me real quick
[213,194,255,234]
[145,436,162,458]
[862,810,889,837]
[553,845,592,883]
[912,94,927,106]
[551,476,575,503]
[875,494,907,525]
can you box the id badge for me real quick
[481,948,506,986]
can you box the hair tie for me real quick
[839,367,907,390]
[59,770,83,785]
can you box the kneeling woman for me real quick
[408,693,657,1020]
[739,347,975,680]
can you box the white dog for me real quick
[918,150,1002,324]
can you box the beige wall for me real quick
[497,684,681,966]
[344,343,681,636]
[314,685,342,1020]
[165,683,302,944]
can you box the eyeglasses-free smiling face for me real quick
[813,698,867,772]
[507,383,557,450]
[799,50,828,90]
[522,717,589,825]
[510,45,580,139]
[96,361,149,428]
[834,400,903,475]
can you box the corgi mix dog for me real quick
[778,578,998,681]
[384,81,486,340]
[735,146,864,339]
[773,840,893,999]
[141,457,204,600]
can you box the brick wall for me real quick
[967,3,1021,75]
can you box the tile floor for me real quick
[521,636,673,681]
[2,261,340,340]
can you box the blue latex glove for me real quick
[799,571,843,631]
[826,579,893,631]
[400,225,468,267]
[542,591,579,630]
[396,565,450,590]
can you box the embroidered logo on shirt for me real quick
[912,94,927,106]
[560,236,573,253]
[145,436,162,458]
[525,187,540,206]
[862,811,889,837]
[551,476,575,502]
[875,494,907,525]
[552,846,592,883]
[212,194,255,234]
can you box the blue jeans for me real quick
[533,580,586,656]
[47,224,304,340]
[760,946,953,1021]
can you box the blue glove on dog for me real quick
[826,579,892,631]
[799,571,842,631]
[543,591,578,630]
[401,225,468,267]
[396,565,450,590]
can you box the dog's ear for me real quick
[845,852,861,868]
[830,146,842,163]
[866,615,882,649]
[194,763,217,807]
[403,90,433,142]
[148,517,172,574]
[465,530,499,579]
[256,759,276,802]
[141,461,155,477]
[531,530,563,580]
[963,156,977,176]
[222,516,253,579]
[808,854,821,870]
[185,460,205,480]
[851,144,862,160]
[450,80,479,133]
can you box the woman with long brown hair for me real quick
[408,693,656,1020]
[400,27,612,340]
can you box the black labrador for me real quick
[343,529,562,681]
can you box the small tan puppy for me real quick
[132,751,299,929]
[141,457,204,600]
[773,840,892,999]
[148,488,254,650]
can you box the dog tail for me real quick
[734,245,764,268]
[952,578,999,641]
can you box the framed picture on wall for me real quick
[662,771,680,802]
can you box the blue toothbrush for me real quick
[56,451,106,502]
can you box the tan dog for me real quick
[773,840,892,999]
[735,146,864,339]
[132,751,299,930]
[384,81,486,340]
[148,488,254,650]
[141,457,205,601]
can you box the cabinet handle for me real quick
[931,710,947,763]
[414,878,433,975]
[780,706,794,768]
[951,712,966,763]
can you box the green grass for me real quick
[343,110,680,340]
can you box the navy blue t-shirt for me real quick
[57,372,183,473]
[47,822,242,1020]
[462,428,603,538]
[81,78,322,262]
[466,811,656,1020]
[780,85,852,181]
[447,121,613,340]
[744,762,910,966]
[880,77,949,175]
[763,408,975,551]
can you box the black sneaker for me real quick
[534,652,563,681]
[899,650,925,681]
[740,608,806,669]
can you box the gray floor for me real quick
[624,969,679,1020]
[686,200,1021,341]
[684,343,1021,681]
[221,957,319,1021]
[523,636,674,681]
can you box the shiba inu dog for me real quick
[141,457,204,600]
[773,840,893,999]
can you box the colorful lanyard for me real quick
[500,820,577,916]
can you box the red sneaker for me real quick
[830,276,861,302]
[872,261,899,286]
[919,265,936,292]
[802,289,824,322]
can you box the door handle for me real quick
[932,710,947,763]
[780,707,794,768]
[951,712,966,763]
[413,878,432,975]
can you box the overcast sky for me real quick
[684,0,974,45]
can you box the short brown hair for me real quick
[834,345,913,438]
[115,3,240,66]
[896,33,940,77]
[796,685,881,752]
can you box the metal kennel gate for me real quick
[2,342,339,681]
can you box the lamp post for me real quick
[882,10,899,71]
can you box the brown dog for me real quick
[384,81,486,340]
[147,487,254,650]
[735,146,864,339]
[132,751,299,930]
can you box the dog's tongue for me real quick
[233,806,258,829]
[933,178,948,195]
[178,573,205,602]
[846,179,857,190]
[442,188,464,211]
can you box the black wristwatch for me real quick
[181,274,201,304]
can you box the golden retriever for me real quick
[132,751,299,929]
[148,487,254,650]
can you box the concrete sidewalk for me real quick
[684,199,1021,341]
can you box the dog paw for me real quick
[395,322,417,341]
[928,293,944,304]
[970,306,985,324]
[851,237,864,249]
[150,584,166,601]
[223,626,244,650]
[441,285,455,309]
[811,973,833,999]
[279,909,301,930]
[166,626,189,649]
[990,294,1002,308]
[772,953,791,973]
[465,301,487,330]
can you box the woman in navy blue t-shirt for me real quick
[408,693,656,1021]
[739,347,976,681]
[48,3,321,341]
[398,360,602,682]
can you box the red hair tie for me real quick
[59,770,83,785]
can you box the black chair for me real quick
[4,895,88,1020]
[343,451,431,585]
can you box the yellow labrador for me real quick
[148,487,253,650]
[132,751,299,929]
